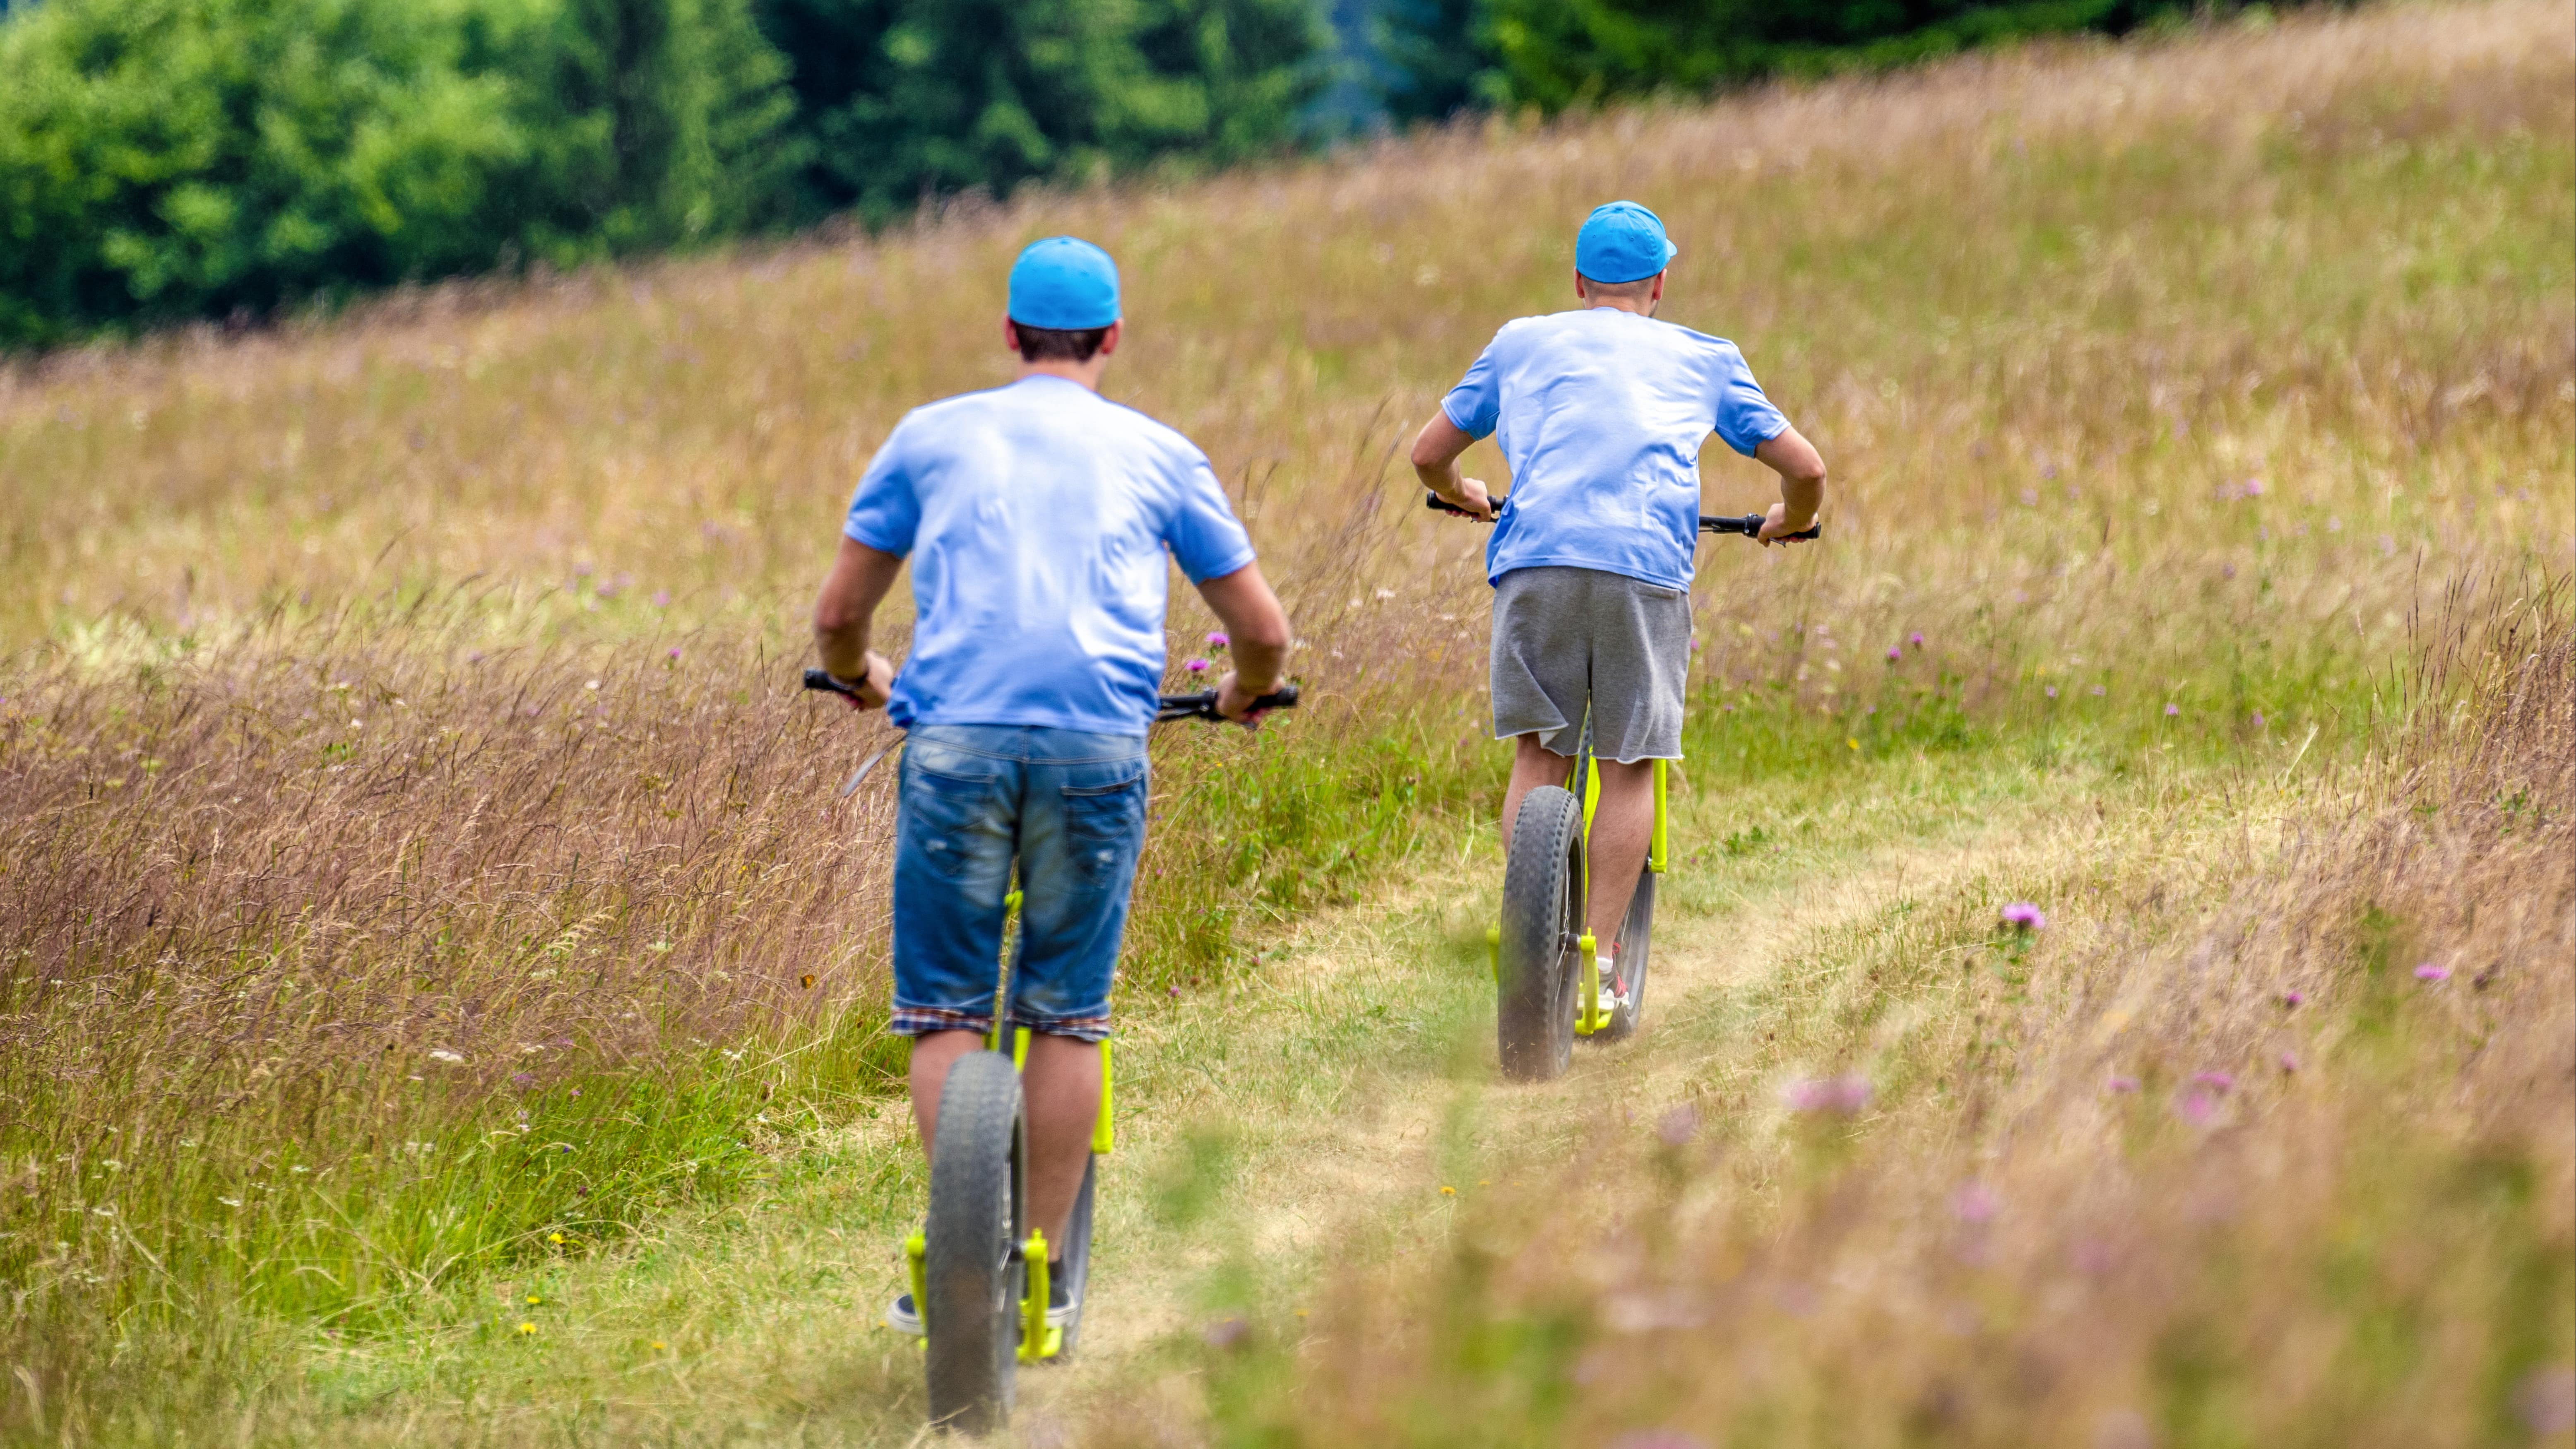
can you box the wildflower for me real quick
[2243,478,2265,497]
[1951,1183,2000,1224]
[2193,1071,2234,1092]
[652,589,671,607]
[527,1294,542,1305]
[2090,684,2106,697]
[549,1232,566,1244]
[1885,645,1902,661]
[2278,1052,2299,1074]
[2164,703,2180,717]
[666,647,682,661]
[2251,710,2266,728]
[2106,1076,2140,1094]
[517,1321,536,1336]
[1655,1103,1700,1146]
[1999,902,2046,930]
[1167,984,1180,996]
[1439,1185,1455,1196]
[584,679,601,691]
[1909,632,1924,647]
[2177,1091,2219,1126]
[652,1341,667,1350]
[511,1072,534,1089]
[428,1049,466,1064]
[1184,658,1209,674]
[2281,990,2304,1007]
[1205,631,1228,648]
[2414,963,2451,983]
[1782,1074,1872,1115]
[2045,686,2059,699]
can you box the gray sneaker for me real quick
[886,1290,925,1336]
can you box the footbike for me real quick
[1426,491,1817,1081]
[802,668,1296,1432]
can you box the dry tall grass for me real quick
[0,0,2569,1439]
[1147,593,2571,1447]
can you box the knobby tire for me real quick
[1498,785,1583,1081]
[924,1052,1025,1433]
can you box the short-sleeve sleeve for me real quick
[843,418,923,554]
[1163,448,1257,584]
[1710,342,1789,457]
[1439,334,1506,440]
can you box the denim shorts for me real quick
[889,724,1149,1043]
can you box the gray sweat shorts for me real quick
[1490,566,1691,763]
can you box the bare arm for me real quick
[1194,561,1292,723]
[1753,425,1827,545]
[1410,413,1496,520]
[812,535,903,708]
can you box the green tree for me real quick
[753,0,1326,224]
[1373,0,1502,124]
[0,0,799,347]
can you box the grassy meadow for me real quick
[0,1,2570,1442]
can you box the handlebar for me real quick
[802,668,1298,723]
[1426,490,1821,542]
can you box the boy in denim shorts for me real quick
[810,236,1292,1333]
[1410,201,1827,1012]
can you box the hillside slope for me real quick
[0,3,2568,1443]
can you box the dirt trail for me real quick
[1023,798,2041,1430]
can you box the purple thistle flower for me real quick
[2000,902,2046,930]
[2045,685,2059,699]
[1184,658,1210,674]
[2278,1052,2299,1074]
[2281,990,2305,1007]
[666,647,682,661]
[1782,1074,1873,1115]
[1655,1103,1700,1146]
[2178,1091,2219,1126]
[652,589,671,608]
[2414,963,2451,983]
[512,1072,535,1089]
[2165,702,2181,717]
[2243,477,2265,497]
[2193,1071,2234,1092]
[2107,1075,2141,1094]
[1205,631,1229,648]
[1909,631,1925,647]
[2251,710,2266,728]
[1886,645,1903,661]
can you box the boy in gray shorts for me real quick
[1410,200,1827,1010]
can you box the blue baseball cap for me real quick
[1574,201,1676,285]
[1008,236,1121,330]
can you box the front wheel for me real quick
[1497,785,1583,1081]
[923,1051,1025,1433]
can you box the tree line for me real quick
[0,0,2293,349]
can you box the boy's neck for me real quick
[1017,358,1109,391]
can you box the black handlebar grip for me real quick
[1425,490,1501,519]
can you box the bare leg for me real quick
[1499,735,1657,949]
[907,1029,985,1147]
[1583,760,1655,948]
[1500,733,1574,859]
[1019,1033,1102,1257]
[909,1029,1100,1261]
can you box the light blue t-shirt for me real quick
[1441,307,1789,590]
[844,375,1258,736]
